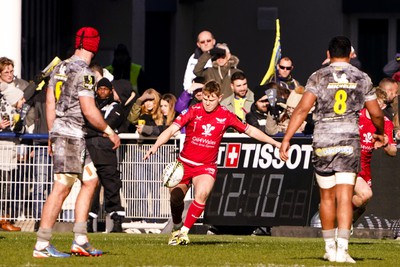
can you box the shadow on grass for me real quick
[189,240,233,246]
[290,255,383,263]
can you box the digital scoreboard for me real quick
[203,135,319,227]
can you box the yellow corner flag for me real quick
[260,19,281,85]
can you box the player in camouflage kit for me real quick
[33,27,120,258]
[279,36,386,263]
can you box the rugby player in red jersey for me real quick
[144,80,280,245]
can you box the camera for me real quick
[1,113,9,122]
[210,47,226,60]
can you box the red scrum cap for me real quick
[75,27,100,54]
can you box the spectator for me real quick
[353,87,397,223]
[183,31,215,91]
[194,43,242,99]
[279,36,386,263]
[220,71,254,122]
[379,77,398,122]
[105,43,146,94]
[254,82,290,136]
[145,93,177,135]
[0,57,29,92]
[0,83,27,232]
[268,57,300,90]
[33,26,120,258]
[382,52,400,77]
[272,86,314,135]
[175,76,205,114]
[245,86,269,132]
[90,61,114,82]
[86,77,132,233]
[111,79,137,133]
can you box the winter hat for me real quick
[112,79,136,106]
[97,77,113,90]
[252,85,268,102]
[0,82,24,106]
[75,27,100,54]
[286,86,305,108]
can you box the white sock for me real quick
[74,235,89,245]
[337,237,349,250]
[180,226,190,233]
[325,238,336,250]
[35,241,50,250]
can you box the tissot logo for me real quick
[217,142,313,169]
[224,143,241,168]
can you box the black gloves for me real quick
[209,47,226,60]
[13,120,24,134]
[269,105,280,120]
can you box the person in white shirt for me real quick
[182,31,215,91]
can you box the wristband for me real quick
[104,125,115,137]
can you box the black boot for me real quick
[111,214,124,233]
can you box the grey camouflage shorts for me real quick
[51,135,91,174]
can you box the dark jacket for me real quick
[245,103,268,132]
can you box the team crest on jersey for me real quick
[83,75,95,90]
[333,73,349,83]
[201,123,215,136]
[216,117,226,124]
[362,132,373,144]
[54,64,68,81]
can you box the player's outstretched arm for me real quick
[245,125,281,148]
[143,124,180,160]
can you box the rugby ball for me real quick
[162,161,184,188]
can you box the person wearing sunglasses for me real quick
[269,57,300,91]
[182,31,216,92]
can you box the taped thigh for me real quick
[336,172,356,185]
[315,173,336,189]
[81,161,98,181]
[54,173,79,186]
